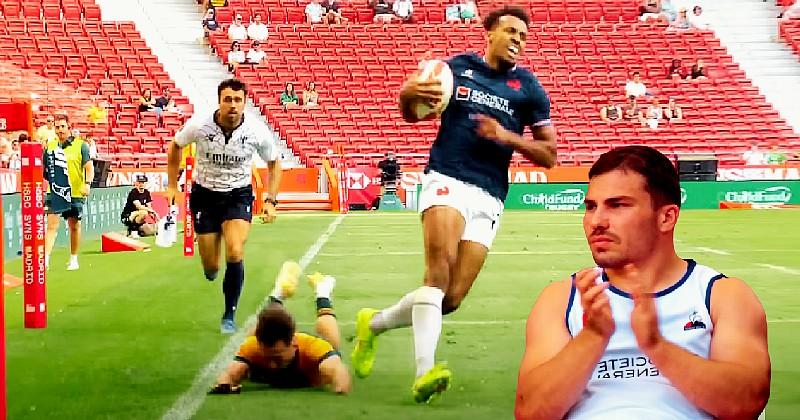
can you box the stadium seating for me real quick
[218,0,639,25]
[780,19,800,60]
[208,15,800,168]
[0,0,190,168]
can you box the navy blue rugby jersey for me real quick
[426,52,552,201]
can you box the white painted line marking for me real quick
[162,214,346,420]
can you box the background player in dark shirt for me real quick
[121,175,158,237]
[352,6,557,403]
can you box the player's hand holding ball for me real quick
[401,59,453,120]
[575,268,615,340]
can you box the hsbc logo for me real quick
[347,172,371,190]
[456,86,471,101]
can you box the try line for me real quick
[161,214,346,420]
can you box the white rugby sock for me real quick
[370,290,416,334]
[412,286,445,378]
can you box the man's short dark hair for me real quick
[54,114,69,125]
[588,146,681,208]
[217,78,247,101]
[255,304,296,346]
[483,6,530,31]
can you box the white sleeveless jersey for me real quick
[174,112,278,192]
[565,259,726,420]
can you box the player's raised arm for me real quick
[318,354,351,394]
[209,360,249,394]
[515,270,612,420]
[634,277,770,418]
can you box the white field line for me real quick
[755,264,800,276]
[692,247,731,256]
[161,214,346,420]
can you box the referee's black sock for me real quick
[222,260,244,320]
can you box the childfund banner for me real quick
[505,180,800,210]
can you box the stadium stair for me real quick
[92,0,303,168]
[696,0,800,131]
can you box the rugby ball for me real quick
[413,59,454,120]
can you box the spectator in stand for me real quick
[247,13,269,42]
[201,0,228,9]
[639,0,663,21]
[642,96,664,129]
[599,100,623,122]
[372,0,396,23]
[303,82,320,108]
[624,96,643,122]
[227,41,246,72]
[138,88,157,113]
[460,0,479,23]
[202,8,220,38]
[660,0,677,21]
[280,83,300,109]
[688,5,710,29]
[155,88,174,112]
[780,0,800,20]
[667,7,693,31]
[0,135,12,167]
[306,0,326,24]
[666,58,688,79]
[690,59,709,79]
[228,13,248,41]
[87,100,108,124]
[36,114,58,145]
[323,0,346,24]
[8,135,22,170]
[664,98,683,121]
[625,72,647,98]
[445,1,461,22]
[246,41,266,65]
[743,144,766,165]
[766,145,788,164]
[393,0,414,23]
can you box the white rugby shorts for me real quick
[417,170,504,249]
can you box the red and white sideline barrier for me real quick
[183,156,195,257]
[20,143,46,329]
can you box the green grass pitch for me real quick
[4,210,799,419]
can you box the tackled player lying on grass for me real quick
[209,271,351,395]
